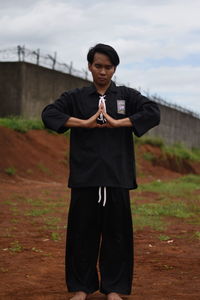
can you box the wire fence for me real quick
[0,45,89,79]
[142,91,200,119]
[0,46,199,119]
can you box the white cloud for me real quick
[118,65,200,112]
[0,0,200,114]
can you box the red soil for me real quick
[0,126,199,300]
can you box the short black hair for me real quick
[87,43,120,66]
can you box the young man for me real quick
[42,44,160,300]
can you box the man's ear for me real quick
[88,63,92,72]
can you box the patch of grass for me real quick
[133,214,165,231]
[193,231,200,240]
[179,174,200,185]
[143,152,156,162]
[135,136,164,148]
[138,175,200,197]
[44,216,61,226]
[163,143,200,162]
[133,202,194,218]
[47,201,65,208]
[135,137,200,162]
[31,247,43,253]
[24,208,52,217]
[0,117,44,132]
[26,198,45,206]
[4,200,17,206]
[9,241,23,252]
[10,207,19,216]
[51,232,61,241]
[131,184,199,230]
[188,217,200,225]
[11,218,19,224]
[158,234,171,241]
[36,163,51,175]
[5,167,16,176]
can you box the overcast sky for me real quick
[1,0,200,114]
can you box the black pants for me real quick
[65,187,133,295]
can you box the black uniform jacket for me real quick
[42,81,160,189]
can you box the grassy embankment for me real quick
[1,117,200,239]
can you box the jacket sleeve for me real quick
[128,89,160,137]
[41,92,72,133]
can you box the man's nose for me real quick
[100,68,106,75]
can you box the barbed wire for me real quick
[0,46,199,119]
[142,91,200,119]
[0,46,89,80]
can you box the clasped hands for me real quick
[66,104,132,128]
[84,104,119,128]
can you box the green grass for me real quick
[11,218,19,224]
[9,241,23,252]
[132,174,200,231]
[4,200,17,206]
[24,197,65,209]
[143,152,156,161]
[193,231,200,240]
[10,207,19,216]
[51,232,61,241]
[24,208,52,217]
[158,234,171,241]
[133,202,194,218]
[135,136,164,147]
[135,136,200,162]
[0,117,44,132]
[133,214,165,231]
[164,143,200,162]
[5,167,16,176]
[138,175,200,197]
[44,216,61,226]
[36,163,51,175]
[26,198,45,206]
[31,247,43,253]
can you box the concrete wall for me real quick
[0,62,22,116]
[146,104,200,148]
[0,62,200,148]
[0,62,90,118]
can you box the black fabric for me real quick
[65,187,133,295]
[41,81,160,189]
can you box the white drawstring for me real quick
[98,187,107,206]
[97,95,107,206]
[97,95,107,123]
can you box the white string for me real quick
[103,187,107,206]
[97,95,107,206]
[98,186,107,206]
[98,95,107,123]
[98,186,101,203]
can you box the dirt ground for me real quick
[0,127,199,300]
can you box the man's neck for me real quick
[94,81,111,95]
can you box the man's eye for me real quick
[95,64,101,68]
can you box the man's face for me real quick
[88,52,116,87]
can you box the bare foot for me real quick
[70,291,87,300]
[107,292,123,300]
